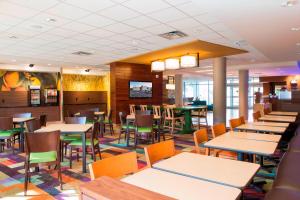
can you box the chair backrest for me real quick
[39,115,47,127]
[13,113,32,118]
[144,140,176,167]
[193,129,209,154]
[89,152,138,180]
[0,117,13,130]
[239,116,246,124]
[140,105,148,111]
[79,110,95,121]
[90,122,100,144]
[200,106,208,117]
[264,108,271,115]
[164,107,175,119]
[152,105,161,117]
[129,104,136,115]
[253,111,261,122]
[135,110,151,115]
[65,117,86,124]
[107,109,112,121]
[135,114,153,128]
[25,130,60,155]
[211,123,226,138]
[26,119,41,132]
[229,118,242,131]
[88,107,99,112]
[119,111,127,127]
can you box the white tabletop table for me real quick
[222,131,281,143]
[236,124,286,134]
[74,111,104,116]
[204,135,278,161]
[153,152,260,189]
[269,111,298,116]
[251,121,289,127]
[259,115,296,123]
[122,168,241,200]
[13,117,35,152]
[35,123,93,173]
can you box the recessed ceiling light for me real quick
[11,59,16,62]
[296,43,300,46]
[9,36,17,39]
[281,0,296,7]
[291,27,300,31]
[31,25,43,29]
[47,63,52,66]
[46,18,57,22]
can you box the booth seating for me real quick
[264,131,300,200]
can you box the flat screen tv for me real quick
[129,81,152,98]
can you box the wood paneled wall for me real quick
[110,62,163,123]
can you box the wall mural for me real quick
[63,74,109,91]
[0,70,58,91]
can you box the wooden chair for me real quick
[118,112,135,143]
[239,116,246,124]
[229,118,242,131]
[253,111,261,121]
[89,152,138,180]
[79,110,97,123]
[152,105,161,117]
[24,130,62,195]
[134,114,154,147]
[39,115,47,127]
[0,117,15,154]
[129,104,136,115]
[12,113,32,144]
[163,106,184,134]
[65,117,87,124]
[192,106,208,129]
[103,109,114,135]
[68,122,102,169]
[135,110,151,115]
[144,140,177,167]
[193,129,209,155]
[264,108,271,115]
[26,119,41,132]
[140,105,148,111]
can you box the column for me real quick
[59,67,64,122]
[239,69,249,120]
[213,57,227,124]
[175,74,183,106]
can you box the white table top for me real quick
[222,131,281,143]
[13,117,35,123]
[204,135,278,156]
[35,123,92,133]
[251,121,289,127]
[122,168,241,200]
[153,152,260,189]
[236,124,286,134]
[269,111,298,116]
[259,116,296,122]
[126,114,161,120]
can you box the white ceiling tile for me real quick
[85,28,115,37]
[168,17,201,29]
[17,21,53,33]
[77,14,116,28]
[92,38,116,46]
[8,0,60,11]
[0,14,24,26]
[193,13,219,25]
[3,27,41,38]
[164,0,191,6]
[0,1,41,19]
[63,21,95,33]
[0,24,10,32]
[98,5,140,21]
[124,29,152,39]
[143,24,174,35]
[175,2,207,16]
[63,0,115,12]
[103,23,135,33]
[46,27,79,37]
[124,16,160,28]
[46,3,90,20]
[30,13,72,27]
[71,33,98,42]
[208,22,232,32]
[109,42,130,49]
[123,0,171,14]
[148,7,187,23]
[109,34,133,42]
[141,35,169,44]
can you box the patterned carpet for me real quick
[0,131,276,200]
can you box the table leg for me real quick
[158,119,161,142]
[82,132,87,173]
[237,152,244,161]
[180,110,194,134]
[20,122,25,152]
[126,120,129,147]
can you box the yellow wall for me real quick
[62,73,110,109]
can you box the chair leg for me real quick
[24,162,29,196]
[110,124,114,135]
[76,148,79,162]
[92,146,96,162]
[118,130,123,144]
[97,144,102,159]
[69,146,72,169]
[57,163,63,190]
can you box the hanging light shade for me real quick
[180,54,197,68]
[165,58,180,69]
[166,83,175,90]
[151,61,165,72]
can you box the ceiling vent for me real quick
[234,40,248,47]
[72,51,93,56]
[159,31,188,40]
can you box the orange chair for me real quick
[211,123,227,138]
[253,111,261,122]
[229,118,242,131]
[144,140,178,167]
[264,108,271,115]
[239,116,246,124]
[89,152,138,180]
[193,129,209,155]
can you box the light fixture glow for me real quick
[165,58,180,70]
[151,61,165,71]
[180,55,197,68]
[291,27,300,31]
[166,83,175,90]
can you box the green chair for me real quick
[118,111,135,143]
[103,109,114,135]
[12,113,32,145]
[0,117,16,154]
[134,114,154,147]
[24,130,62,195]
[68,122,102,169]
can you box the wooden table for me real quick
[269,111,298,116]
[236,124,286,134]
[251,121,289,127]
[222,131,281,143]
[13,117,35,152]
[79,176,173,200]
[153,152,260,189]
[204,135,278,161]
[35,123,92,173]
[259,115,296,123]
[122,168,241,200]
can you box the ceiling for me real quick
[0,0,299,76]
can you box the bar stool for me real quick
[129,104,136,115]
[192,106,208,129]
[140,105,148,111]
[163,106,184,134]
